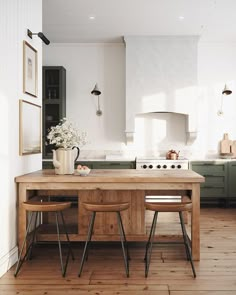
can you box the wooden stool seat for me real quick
[23,201,71,212]
[82,202,129,212]
[78,201,130,277]
[145,202,192,212]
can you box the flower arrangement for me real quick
[47,118,88,149]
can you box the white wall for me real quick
[43,41,236,159]
[197,42,236,158]
[43,43,126,157]
[0,0,42,277]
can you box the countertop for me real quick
[16,169,205,183]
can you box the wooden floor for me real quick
[1,207,236,295]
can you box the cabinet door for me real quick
[190,161,227,199]
[228,161,236,198]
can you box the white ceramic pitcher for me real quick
[52,147,80,174]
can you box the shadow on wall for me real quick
[134,112,186,153]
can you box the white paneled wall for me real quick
[0,0,42,277]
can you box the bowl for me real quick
[76,168,91,176]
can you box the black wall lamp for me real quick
[217,84,232,116]
[91,84,102,116]
[27,29,50,45]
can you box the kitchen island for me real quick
[15,169,204,260]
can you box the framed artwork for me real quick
[23,41,38,97]
[19,100,41,155]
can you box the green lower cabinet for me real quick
[43,161,135,170]
[42,161,54,169]
[228,161,236,199]
[92,161,135,169]
[190,161,228,202]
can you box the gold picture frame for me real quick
[19,100,41,155]
[23,41,38,97]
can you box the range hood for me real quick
[124,36,199,145]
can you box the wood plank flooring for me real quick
[1,207,236,295]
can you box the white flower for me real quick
[47,118,88,149]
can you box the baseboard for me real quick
[0,246,18,278]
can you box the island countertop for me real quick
[15,169,205,183]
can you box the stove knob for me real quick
[157,165,161,169]
[171,165,175,169]
[149,165,153,169]
[163,165,167,169]
[177,165,182,169]
[143,165,147,169]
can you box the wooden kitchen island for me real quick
[15,169,204,260]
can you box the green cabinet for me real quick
[42,160,135,170]
[92,161,135,169]
[42,66,66,159]
[190,161,228,201]
[228,161,236,199]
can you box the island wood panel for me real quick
[78,190,145,235]
[15,169,204,260]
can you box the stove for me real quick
[136,157,189,170]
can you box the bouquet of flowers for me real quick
[47,118,88,149]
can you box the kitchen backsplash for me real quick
[79,149,220,160]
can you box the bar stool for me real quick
[14,201,74,277]
[78,202,130,277]
[144,201,196,278]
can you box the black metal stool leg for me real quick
[179,212,190,261]
[144,210,158,262]
[117,212,130,260]
[85,211,96,261]
[179,212,196,278]
[14,212,35,277]
[145,211,158,278]
[60,211,75,261]
[55,211,66,277]
[28,211,39,260]
[117,212,129,277]
[78,212,96,277]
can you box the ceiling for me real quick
[43,0,236,43]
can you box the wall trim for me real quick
[0,246,18,278]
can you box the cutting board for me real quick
[231,140,236,157]
[220,133,232,154]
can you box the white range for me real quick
[136,157,189,170]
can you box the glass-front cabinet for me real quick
[42,66,66,159]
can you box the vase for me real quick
[52,147,80,175]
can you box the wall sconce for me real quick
[217,84,232,116]
[91,84,102,116]
[27,29,50,45]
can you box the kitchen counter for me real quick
[15,169,204,260]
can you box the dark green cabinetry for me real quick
[228,161,236,200]
[92,161,135,169]
[190,161,228,202]
[42,160,135,170]
[42,66,66,159]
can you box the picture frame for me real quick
[23,41,38,97]
[19,100,41,155]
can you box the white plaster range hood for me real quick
[124,36,199,145]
